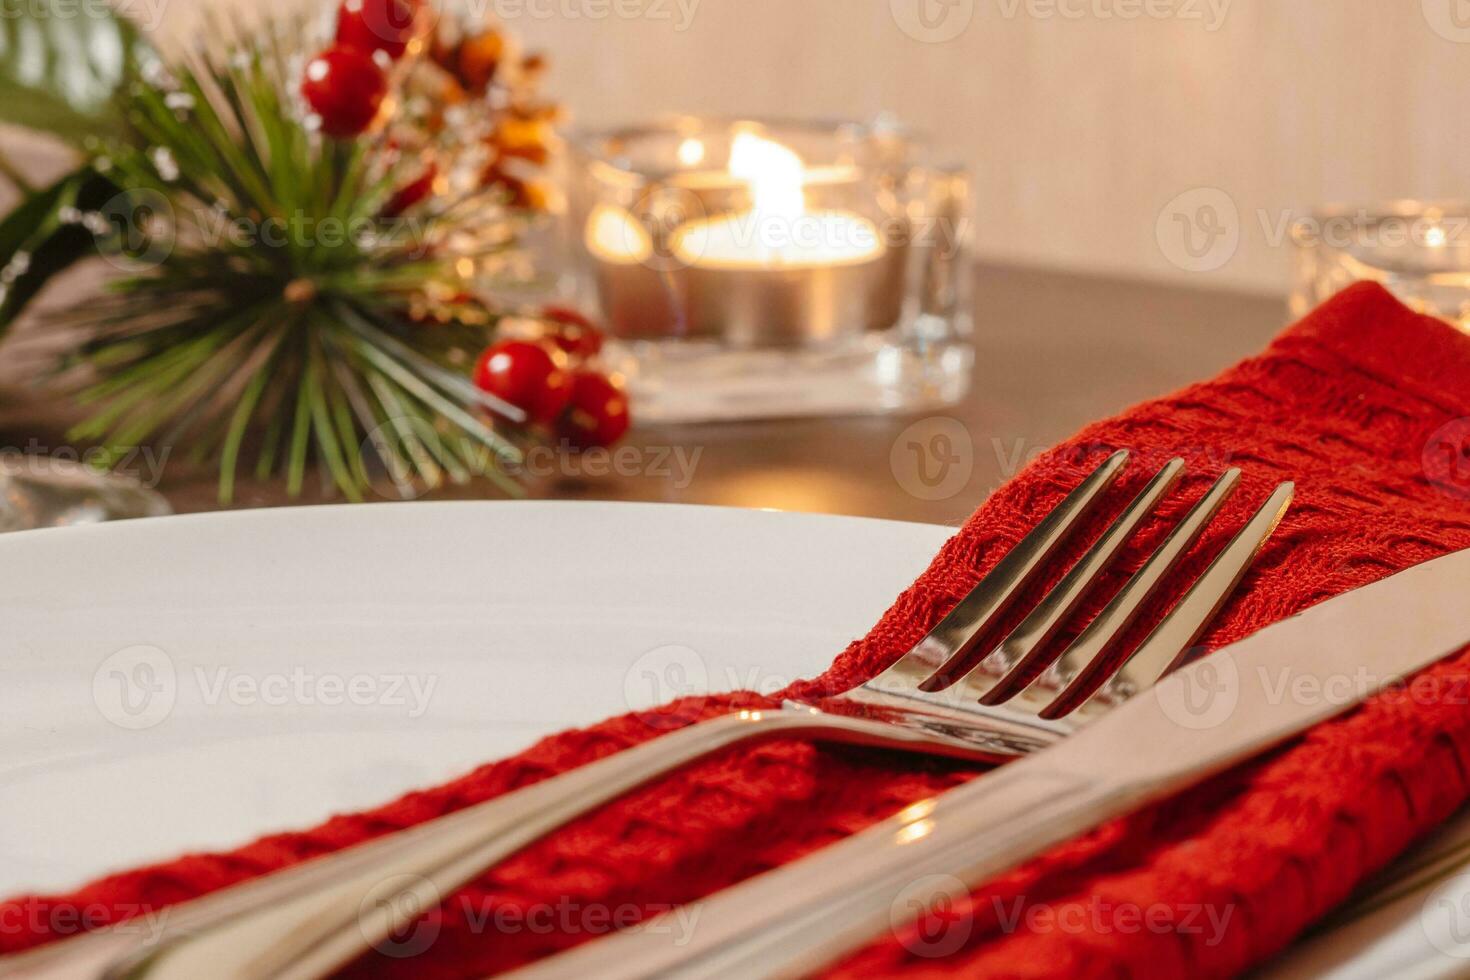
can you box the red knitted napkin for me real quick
[7,281,1470,978]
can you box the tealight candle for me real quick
[566,118,973,423]
[580,127,901,347]
[670,132,883,269]
[1290,202,1470,334]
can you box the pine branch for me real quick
[32,20,545,500]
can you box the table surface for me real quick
[0,264,1288,526]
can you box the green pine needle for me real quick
[44,15,530,502]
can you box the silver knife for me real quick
[510,546,1470,979]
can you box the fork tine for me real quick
[1001,467,1244,715]
[951,458,1187,702]
[865,450,1129,694]
[1077,481,1296,712]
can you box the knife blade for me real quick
[510,546,1470,979]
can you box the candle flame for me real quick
[667,129,884,269]
[676,137,706,167]
[728,131,806,219]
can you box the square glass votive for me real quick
[1291,202,1470,333]
[563,117,973,423]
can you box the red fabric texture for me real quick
[7,281,1470,978]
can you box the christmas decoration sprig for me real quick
[0,0,628,503]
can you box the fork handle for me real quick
[3,708,984,980]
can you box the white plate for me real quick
[0,502,954,896]
[4,500,1454,978]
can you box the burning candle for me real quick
[580,127,898,348]
[567,117,974,423]
[670,132,885,270]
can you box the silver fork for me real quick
[1,451,1293,980]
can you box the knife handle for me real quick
[507,765,1119,980]
[0,708,981,980]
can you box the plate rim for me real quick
[0,499,957,550]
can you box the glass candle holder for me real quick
[563,117,973,423]
[1290,201,1470,332]
[0,454,170,533]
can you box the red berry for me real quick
[541,306,605,361]
[302,47,388,138]
[557,371,630,449]
[473,340,572,427]
[336,0,421,60]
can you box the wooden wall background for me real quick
[91,0,1470,292]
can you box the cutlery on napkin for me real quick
[509,543,1470,977]
[4,281,1470,979]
